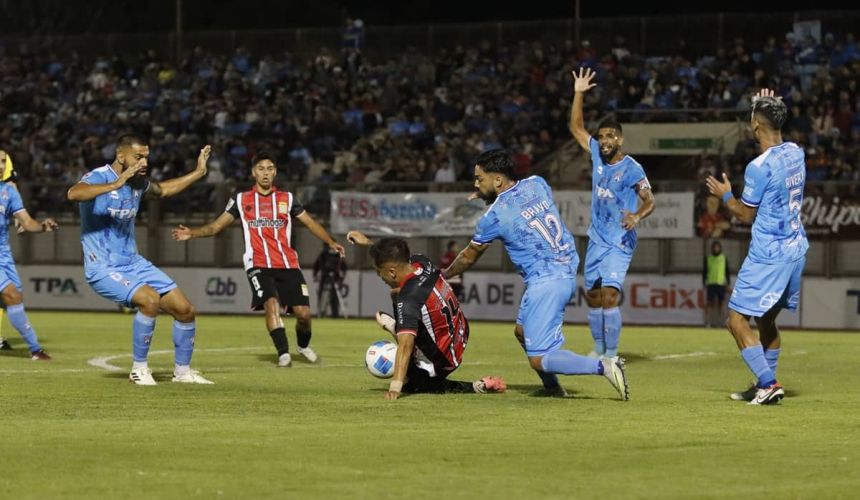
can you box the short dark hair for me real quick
[751,96,788,129]
[474,149,515,178]
[597,119,623,135]
[369,238,411,267]
[116,134,147,150]
[251,151,277,168]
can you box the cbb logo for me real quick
[206,277,237,297]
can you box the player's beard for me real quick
[599,145,619,163]
[477,190,497,205]
[128,173,148,190]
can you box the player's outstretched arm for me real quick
[13,210,58,233]
[296,211,345,257]
[444,241,489,279]
[172,212,235,241]
[149,145,211,199]
[67,162,145,201]
[385,333,415,401]
[705,173,757,224]
[569,67,596,151]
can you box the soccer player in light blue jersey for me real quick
[67,135,214,386]
[0,149,58,359]
[444,149,628,400]
[569,67,655,360]
[706,89,806,405]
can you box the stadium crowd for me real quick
[0,28,858,211]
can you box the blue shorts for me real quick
[584,240,633,290]
[729,256,805,317]
[0,259,21,292]
[88,259,177,307]
[516,279,574,357]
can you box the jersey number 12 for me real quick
[528,214,570,252]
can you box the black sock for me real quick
[269,328,289,355]
[296,324,312,349]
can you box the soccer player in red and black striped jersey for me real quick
[173,153,345,367]
[347,231,505,400]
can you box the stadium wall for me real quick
[15,266,858,330]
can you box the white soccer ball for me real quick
[365,340,397,379]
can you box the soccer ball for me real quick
[365,340,397,379]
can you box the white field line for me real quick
[0,349,723,375]
[648,351,716,360]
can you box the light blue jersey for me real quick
[740,142,809,263]
[0,183,25,261]
[78,165,149,281]
[587,137,649,254]
[472,175,579,285]
[730,142,809,317]
[0,183,25,290]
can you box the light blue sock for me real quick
[740,345,776,388]
[173,320,196,366]
[132,312,156,362]
[6,304,41,352]
[540,349,601,375]
[603,307,622,358]
[764,348,781,378]
[588,308,605,355]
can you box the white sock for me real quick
[174,364,190,376]
[132,361,148,370]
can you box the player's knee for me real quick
[585,289,601,308]
[174,303,195,323]
[135,293,160,316]
[295,308,312,325]
[601,288,620,308]
[1,286,22,305]
[528,356,544,371]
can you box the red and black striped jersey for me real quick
[225,187,305,270]
[395,254,469,375]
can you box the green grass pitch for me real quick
[1,311,859,499]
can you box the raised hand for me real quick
[196,145,211,174]
[572,67,597,93]
[705,173,733,199]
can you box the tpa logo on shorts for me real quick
[301,284,309,297]
[759,292,782,310]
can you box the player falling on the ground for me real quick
[569,67,655,359]
[705,89,807,405]
[172,152,344,367]
[0,149,57,359]
[444,149,628,400]
[67,135,213,385]
[347,231,505,400]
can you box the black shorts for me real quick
[247,268,310,312]
[706,284,727,303]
